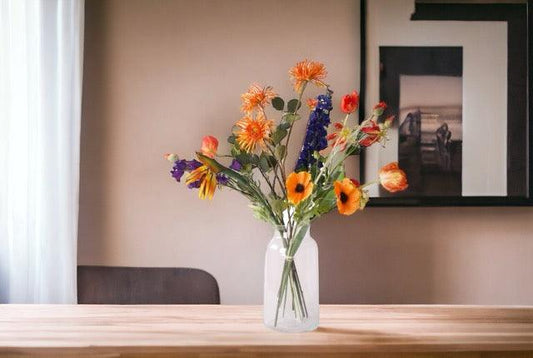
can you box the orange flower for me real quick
[359,120,381,147]
[327,122,350,150]
[340,91,360,114]
[379,162,408,193]
[185,157,219,200]
[334,178,361,215]
[200,135,218,158]
[286,171,313,205]
[235,112,273,153]
[240,84,276,113]
[307,98,318,110]
[289,59,327,92]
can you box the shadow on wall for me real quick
[313,206,533,305]
[78,0,109,263]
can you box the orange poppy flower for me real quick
[240,84,276,113]
[200,135,218,158]
[379,162,408,193]
[289,59,327,92]
[286,171,313,205]
[234,112,273,153]
[334,178,361,215]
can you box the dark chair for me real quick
[77,266,220,304]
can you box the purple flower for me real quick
[170,159,202,182]
[216,173,229,185]
[295,92,332,171]
[187,180,201,189]
[230,159,242,171]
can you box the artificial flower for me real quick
[306,98,318,110]
[296,93,332,171]
[240,84,276,113]
[286,171,313,205]
[359,120,381,147]
[379,162,408,193]
[185,157,221,200]
[340,91,360,114]
[373,101,387,116]
[170,159,202,182]
[164,153,179,163]
[229,159,242,171]
[235,112,273,153]
[201,135,219,158]
[289,59,327,92]
[334,178,361,215]
[326,122,350,150]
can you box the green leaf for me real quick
[236,153,251,165]
[227,135,236,144]
[275,145,286,160]
[287,99,302,113]
[282,113,300,124]
[272,97,285,111]
[278,120,291,130]
[271,128,287,144]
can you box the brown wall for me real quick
[79,0,533,304]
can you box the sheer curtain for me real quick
[0,0,84,303]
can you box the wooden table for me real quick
[0,305,532,357]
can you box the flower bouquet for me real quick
[165,60,408,332]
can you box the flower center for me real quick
[247,122,264,140]
[340,192,348,204]
[295,183,305,193]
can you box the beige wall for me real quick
[79,0,533,304]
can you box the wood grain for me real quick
[0,305,532,357]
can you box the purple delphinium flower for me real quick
[295,92,333,171]
[229,159,242,171]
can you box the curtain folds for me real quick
[0,0,84,303]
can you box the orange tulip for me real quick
[379,162,408,193]
[200,136,218,158]
[340,91,360,114]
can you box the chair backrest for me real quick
[77,266,220,304]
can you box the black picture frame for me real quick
[359,0,533,207]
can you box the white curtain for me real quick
[0,0,84,303]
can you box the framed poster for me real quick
[359,0,533,206]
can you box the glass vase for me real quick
[263,225,319,332]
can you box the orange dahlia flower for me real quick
[333,178,361,215]
[200,135,218,158]
[379,162,408,193]
[286,171,313,205]
[289,60,327,92]
[235,112,273,153]
[240,84,276,113]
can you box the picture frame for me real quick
[359,0,533,206]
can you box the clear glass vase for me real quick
[263,225,319,332]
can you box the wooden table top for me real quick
[0,305,532,357]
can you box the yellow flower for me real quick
[286,171,313,205]
[333,178,361,215]
[240,83,276,113]
[235,112,273,153]
[289,59,327,92]
[185,158,219,200]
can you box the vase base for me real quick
[263,317,319,333]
